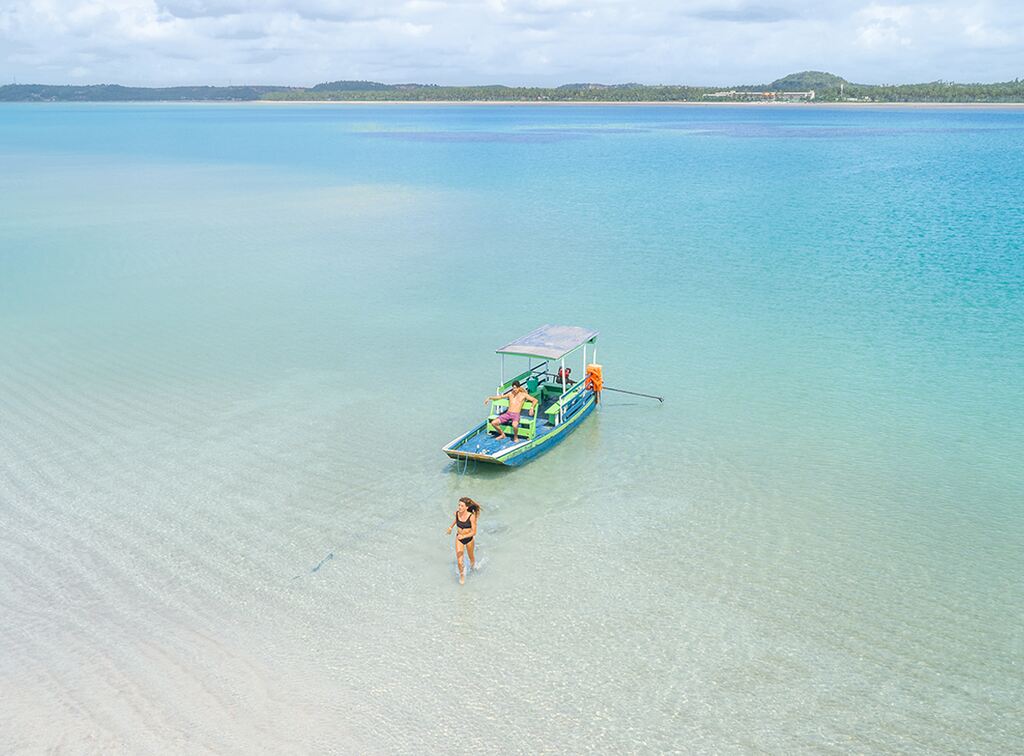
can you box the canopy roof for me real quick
[496,324,598,360]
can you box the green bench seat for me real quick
[544,383,588,422]
[488,397,541,440]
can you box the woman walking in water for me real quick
[446,497,480,585]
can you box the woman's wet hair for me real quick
[458,496,481,514]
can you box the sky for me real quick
[1,0,1023,87]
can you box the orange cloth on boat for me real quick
[585,363,603,401]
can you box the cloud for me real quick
[856,3,914,48]
[1,0,1023,86]
[692,5,798,23]
[157,0,386,22]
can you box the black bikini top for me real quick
[457,513,472,529]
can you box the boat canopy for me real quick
[496,324,598,360]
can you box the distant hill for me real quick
[311,80,443,92]
[4,73,1024,103]
[312,80,394,92]
[769,71,848,90]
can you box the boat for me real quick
[442,324,603,467]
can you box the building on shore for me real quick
[703,90,815,102]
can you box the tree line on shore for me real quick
[3,72,1024,103]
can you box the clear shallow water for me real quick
[1,103,1022,753]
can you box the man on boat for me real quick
[485,381,539,443]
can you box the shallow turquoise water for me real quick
[1,103,1022,752]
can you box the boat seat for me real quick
[544,384,589,423]
[540,381,575,398]
[488,397,539,440]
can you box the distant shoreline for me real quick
[7,72,1024,106]
[8,100,1023,108]
[252,100,1024,109]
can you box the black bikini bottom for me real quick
[459,536,473,545]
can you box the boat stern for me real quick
[442,423,530,466]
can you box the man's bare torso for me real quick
[507,388,531,413]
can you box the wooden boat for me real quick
[442,324,602,467]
